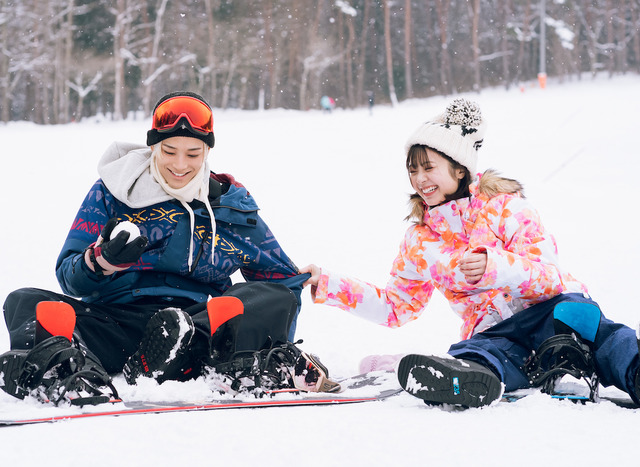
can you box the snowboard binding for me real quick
[0,335,119,406]
[0,301,118,406]
[206,340,340,395]
[524,333,599,401]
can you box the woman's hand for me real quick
[299,264,322,300]
[459,252,487,284]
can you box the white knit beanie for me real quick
[404,98,486,180]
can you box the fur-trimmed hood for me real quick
[407,169,524,224]
[475,169,523,199]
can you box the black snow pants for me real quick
[3,282,298,374]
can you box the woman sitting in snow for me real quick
[301,98,640,408]
[0,91,336,406]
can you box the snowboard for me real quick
[0,370,401,427]
[501,390,637,409]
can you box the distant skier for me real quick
[320,95,336,113]
[367,91,374,115]
[301,98,640,409]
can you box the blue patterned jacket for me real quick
[55,172,305,308]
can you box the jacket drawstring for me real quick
[180,200,197,270]
[181,196,216,272]
[150,147,216,269]
[203,196,216,265]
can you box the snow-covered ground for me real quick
[1,75,639,466]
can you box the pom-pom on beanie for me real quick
[147,91,215,148]
[404,98,486,179]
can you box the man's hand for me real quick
[86,219,148,275]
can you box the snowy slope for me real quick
[0,75,639,466]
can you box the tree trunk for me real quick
[0,0,8,122]
[143,0,169,115]
[113,0,126,120]
[62,1,74,122]
[632,0,640,72]
[606,0,615,77]
[300,57,311,111]
[355,0,370,106]
[221,48,237,110]
[383,0,398,106]
[404,0,413,98]
[262,0,276,109]
[339,9,356,108]
[501,0,512,89]
[515,0,531,83]
[434,0,452,94]
[470,0,481,91]
[203,0,217,106]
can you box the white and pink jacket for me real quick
[314,172,588,340]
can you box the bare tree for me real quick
[336,1,357,108]
[67,71,103,120]
[500,0,513,88]
[404,0,413,98]
[434,0,453,94]
[203,0,218,106]
[469,0,481,91]
[141,0,170,115]
[515,0,533,83]
[632,0,640,72]
[112,0,127,120]
[383,0,398,106]
[2,0,640,120]
[355,0,371,106]
[0,0,11,122]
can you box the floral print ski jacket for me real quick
[314,172,588,340]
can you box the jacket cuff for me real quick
[313,274,330,304]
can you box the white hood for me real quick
[97,141,174,208]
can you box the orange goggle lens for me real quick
[152,96,213,135]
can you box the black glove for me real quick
[93,219,148,269]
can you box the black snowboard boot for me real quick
[123,308,196,384]
[397,354,502,408]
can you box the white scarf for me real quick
[150,146,216,270]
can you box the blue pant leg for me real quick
[592,316,639,399]
[448,336,532,391]
[447,294,573,392]
[550,297,639,398]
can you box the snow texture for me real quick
[0,74,639,466]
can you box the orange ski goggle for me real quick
[152,96,213,135]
